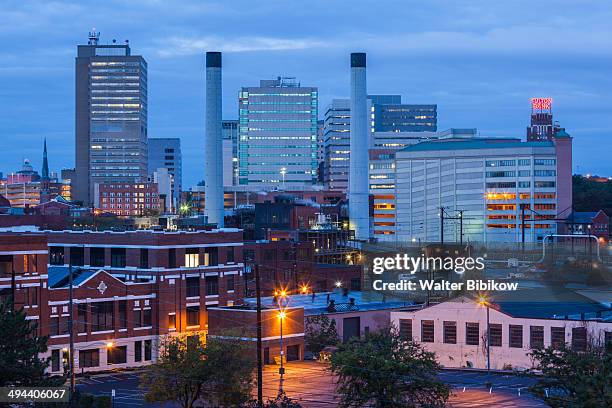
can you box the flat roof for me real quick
[400,138,554,152]
[245,290,414,316]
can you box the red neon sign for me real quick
[531,97,552,110]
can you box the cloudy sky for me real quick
[1,0,611,186]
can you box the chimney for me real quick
[349,53,369,240]
[204,52,224,227]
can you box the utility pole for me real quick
[254,265,263,406]
[458,210,464,246]
[439,206,444,246]
[521,204,526,253]
[68,264,76,401]
[10,266,15,312]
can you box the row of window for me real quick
[50,340,152,371]
[49,247,234,269]
[399,319,592,351]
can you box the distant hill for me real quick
[573,175,612,216]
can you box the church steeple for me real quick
[42,138,49,181]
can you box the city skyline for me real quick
[1,0,611,187]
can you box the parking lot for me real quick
[77,362,546,407]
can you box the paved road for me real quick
[77,362,546,407]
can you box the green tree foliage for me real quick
[572,175,612,215]
[203,335,256,407]
[244,392,303,407]
[140,335,207,408]
[305,314,339,355]
[330,328,450,408]
[529,343,611,407]
[0,299,51,386]
[140,333,256,408]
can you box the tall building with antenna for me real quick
[74,30,148,206]
[527,97,564,141]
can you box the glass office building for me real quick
[238,77,318,189]
[75,31,148,206]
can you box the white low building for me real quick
[390,294,611,370]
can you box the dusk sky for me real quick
[1,0,611,186]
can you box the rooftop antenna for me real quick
[88,28,99,45]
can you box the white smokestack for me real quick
[205,51,224,227]
[349,52,369,240]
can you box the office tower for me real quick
[204,51,224,227]
[323,99,351,191]
[222,120,239,186]
[147,138,182,200]
[238,77,318,189]
[323,95,438,192]
[75,30,148,206]
[527,97,564,141]
[394,134,572,243]
[349,53,369,240]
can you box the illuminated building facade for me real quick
[75,31,148,206]
[526,97,564,142]
[238,77,318,189]
[394,134,573,243]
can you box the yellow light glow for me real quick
[279,311,286,319]
[106,342,114,348]
[335,281,342,288]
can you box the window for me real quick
[90,248,105,267]
[466,323,479,346]
[91,301,114,332]
[534,181,555,188]
[107,346,127,365]
[551,327,565,349]
[534,170,556,177]
[350,278,361,291]
[421,320,434,342]
[509,325,523,348]
[118,300,127,329]
[133,309,142,328]
[79,349,99,368]
[226,275,235,292]
[50,317,59,336]
[144,340,152,361]
[77,304,88,333]
[186,276,200,297]
[49,247,65,265]
[186,306,199,327]
[518,159,531,166]
[489,324,502,347]
[168,248,176,268]
[530,326,544,349]
[70,247,84,266]
[110,248,126,268]
[185,248,199,268]
[140,249,149,269]
[605,331,612,347]
[486,160,515,167]
[443,321,457,344]
[134,341,142,362]
[25,286,39,307]
[203,248,218,266]
[399,319,412,340]
[206,276,219,296]
[226,248,234,263]
[51,350,60,372]
[534,159,555,166]
[143,308,152,327]
[168,314,176,330]
[572,327,587,352]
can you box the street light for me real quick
[478,295,491,373]
[335,281,342,288]
[276,289,288,395]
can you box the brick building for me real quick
[94,182,160,216]
[0,228,244,373]
[208,305,305,364]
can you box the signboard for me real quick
[531,97,552,111]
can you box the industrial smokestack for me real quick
[349,52,369,240]
[205,51,224,227]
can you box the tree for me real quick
[529,343,611,407]
[202,335,256,407]
[141,333,257,408]
[0,299,52,386]
[244,392,303,407]
[330,328,450,408]
[140,335,208,408]
[305,314,339,355]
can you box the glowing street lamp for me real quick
[277,307,287,394]
[335,281,342,288]
[280,167,287,189]
[478,295,491,373]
